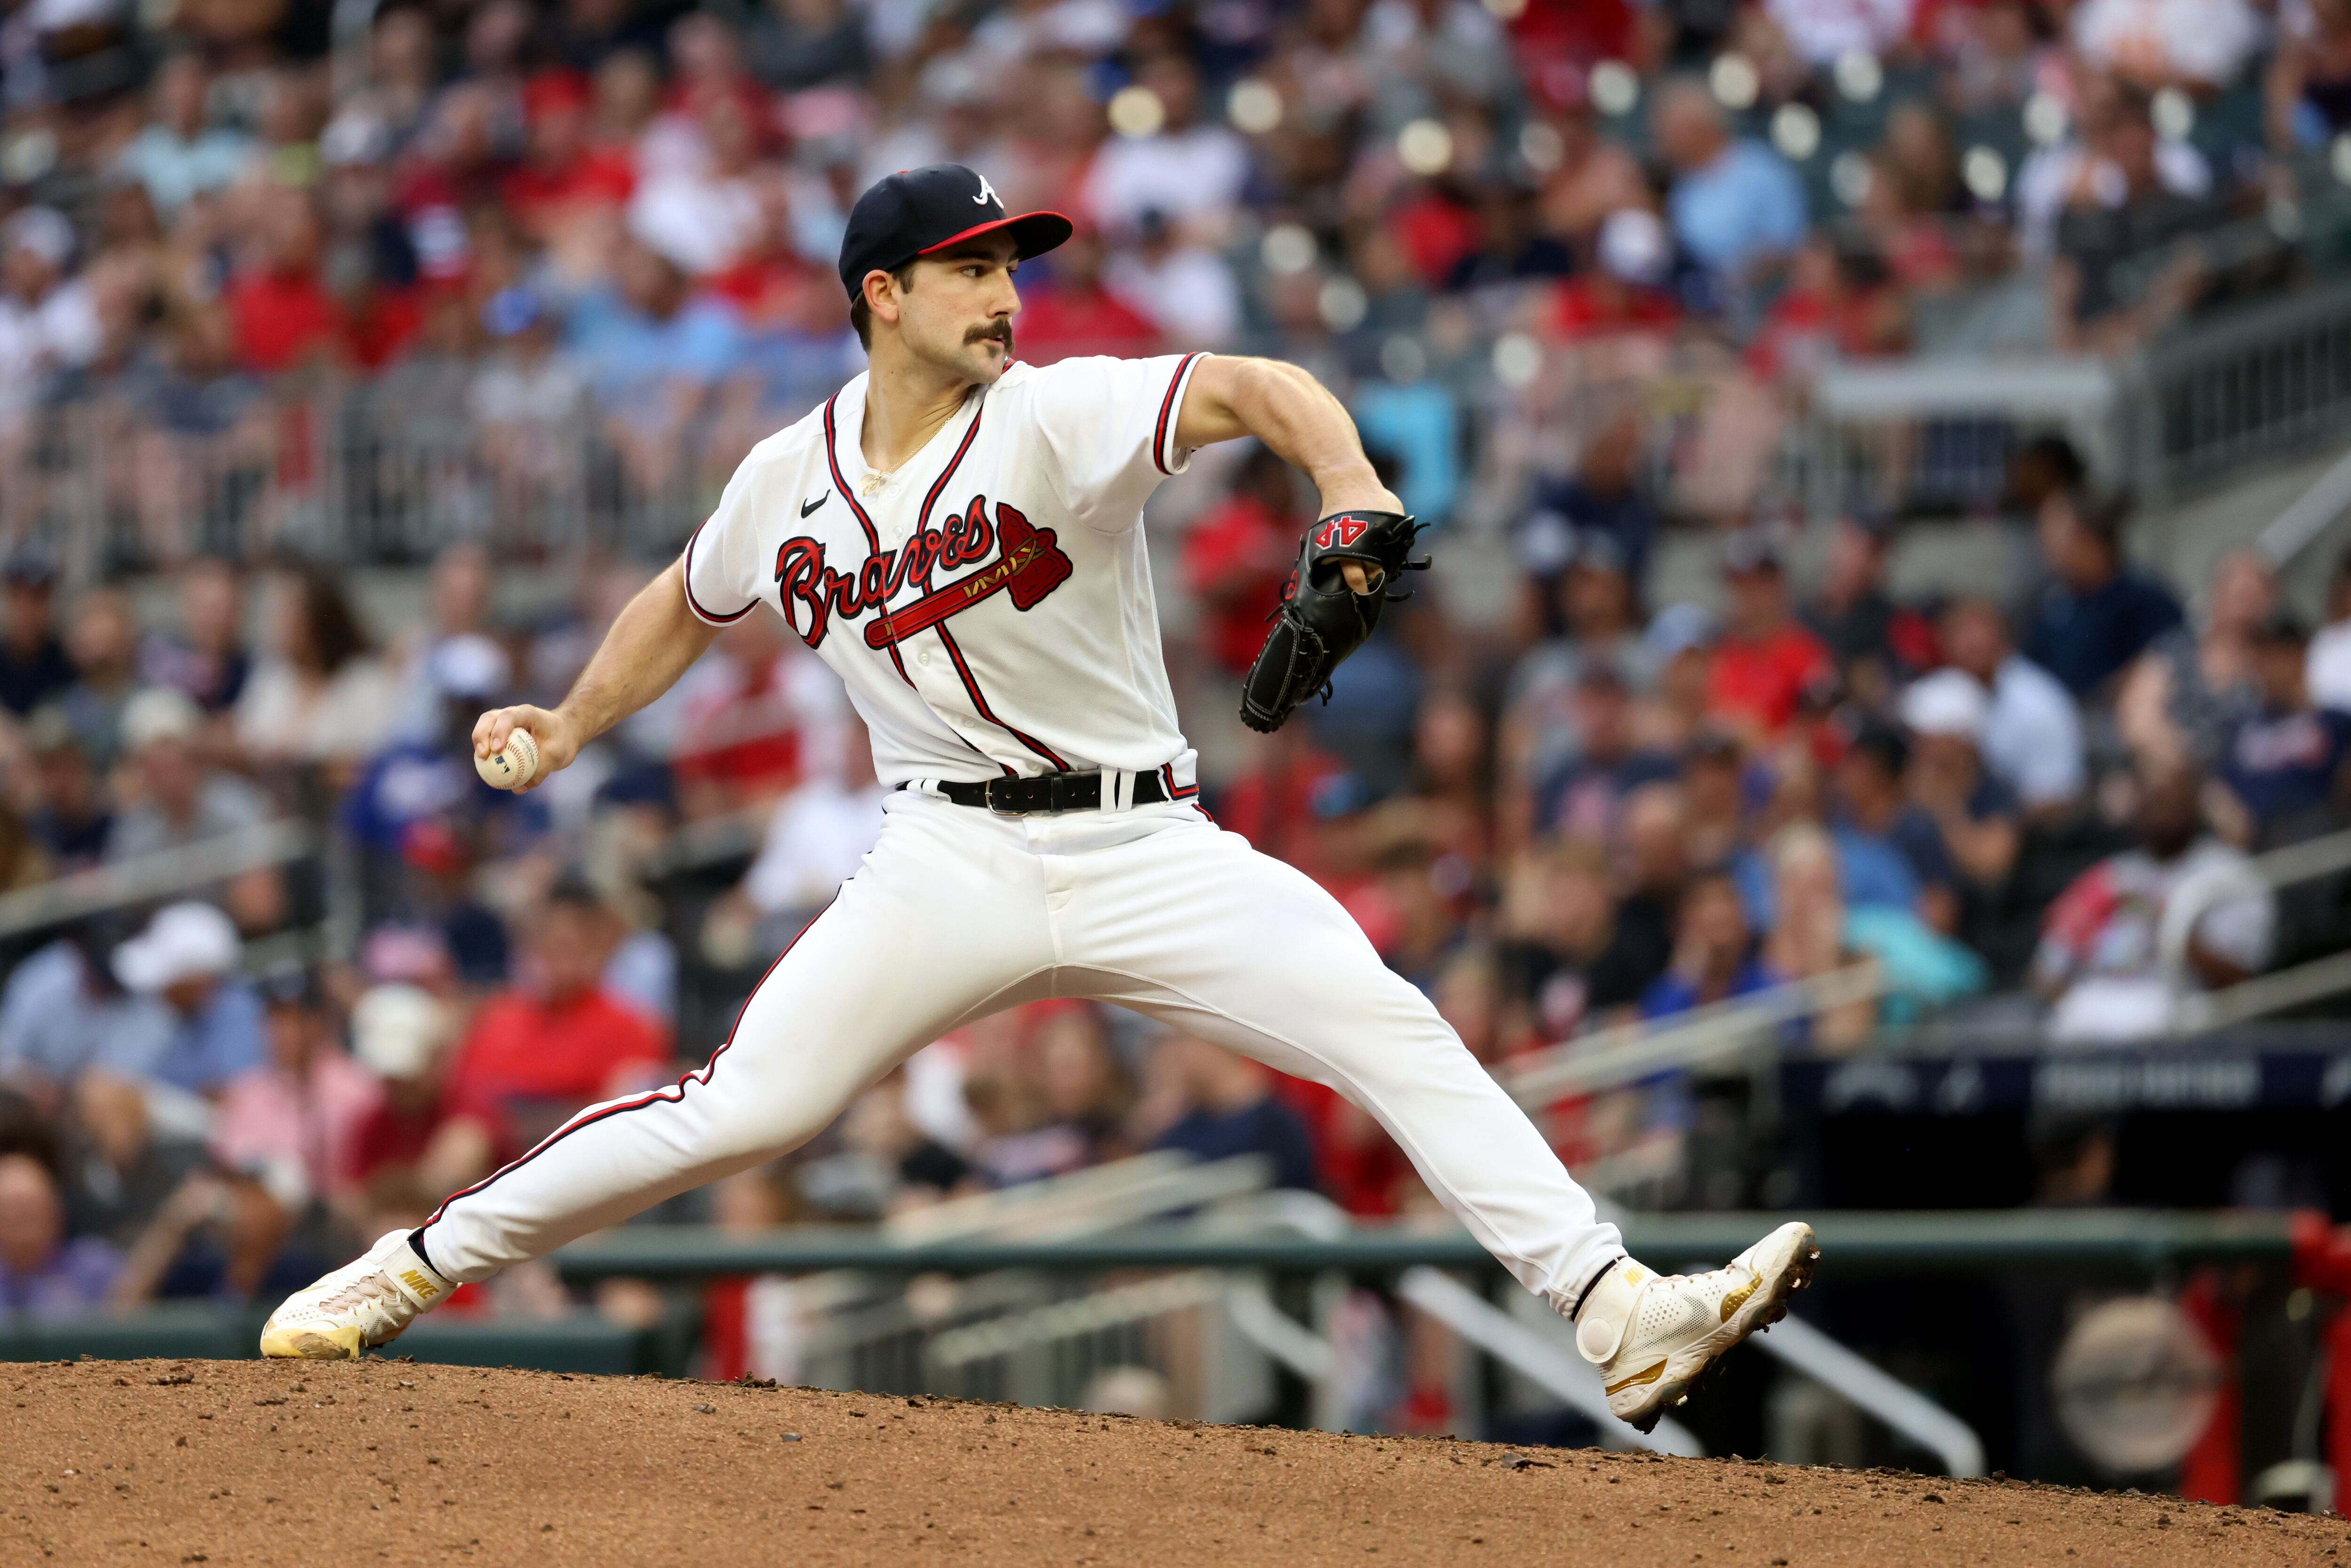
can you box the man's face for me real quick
[2037,495,2106,588]
[1685,879,1747,958]
[0,1156,63,1273]
[1835,751,1894,815]
[1825,522,1883,601]
[2255,639,2306,708]
[1727,567,1785,635]
[161,973,219,1018]
[1573,679,1629,755]
[4,581,51,644]
[531,905,610,1000]
[139,737,202,815]
[266,1001,325,1074]
[873,235,1022,384]
[1942,601,2004,678]
[2138,765,2203,858]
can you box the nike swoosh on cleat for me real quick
[801,494,828,517]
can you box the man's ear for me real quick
[863,269,901,328]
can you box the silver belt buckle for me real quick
[983,777,1028,815]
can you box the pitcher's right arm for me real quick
[473,558,721,791]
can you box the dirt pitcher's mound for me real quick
[5,1360,2346,1567]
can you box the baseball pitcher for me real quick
[261,165,1815,1433]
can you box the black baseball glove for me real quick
[1239,508,1429,733]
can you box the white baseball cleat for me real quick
[259,1229,453,1360]
[1573,1221,1819,1433]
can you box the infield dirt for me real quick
[5,1358,2346,1566]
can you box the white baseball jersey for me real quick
[413,345,1627,1339]
[682,352,1211,795]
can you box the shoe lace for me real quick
[314,1272,412,1344]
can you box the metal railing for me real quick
[2127,280,2351,505]
[2,377,727,579]
[0,821,315,942]
[1501,962,1891,1108]
[1803,279,2351,517]
[1500,822,2351,1103]
[553,1207,2296,1279]
[549,1205,2297,1469]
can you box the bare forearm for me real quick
[472,560,721,790]
[1176,356,1398,514]
[560,559,718,743]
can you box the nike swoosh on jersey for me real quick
[801,494,828,517]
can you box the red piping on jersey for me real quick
[934,620,1069,772]
[417,888,844,1241]
[822,394,916,690]
[1153,352,1205,475]
[1160,761,1199,800]
[917,398,986,542]
[682,519,756,624]
[909,397,1068,773]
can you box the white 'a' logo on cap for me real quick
[974,172,999,207]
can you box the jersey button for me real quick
[918,649,932,666]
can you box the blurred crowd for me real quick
[1,422,2345,1341]
[1,0,2349,1391]
[4,0,2349,558]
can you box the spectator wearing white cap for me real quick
[108,901,266,1097]
[1548,208,1683,341]
[0,921,171,1112]
[0,205,102,440]
[1901,668,2023,893]
[110,686,286,930]
[109,688,260,853]
[342,984,465,1225]
[1940,595,2087,814]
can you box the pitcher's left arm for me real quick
[1172,355,1428,732]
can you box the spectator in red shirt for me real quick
[1011,231,1161,364]
[343,983,455,1228]
[1549,208,1682,343]
[503,69,637,243]
[1214,726,1355,878]
[1746,233,1910,385]
[1182,444,1303,678]
[433,879,670,1182]
[227,186,340,375]
[1707,529,1834,742]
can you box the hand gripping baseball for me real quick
[472,704,578,794]
[1239,509,1429,733]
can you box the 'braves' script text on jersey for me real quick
[684,353,1209,789]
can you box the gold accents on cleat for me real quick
[1604,1362,1669,1396]
[1587,1221,1820,1433]
[258,1230,449,1360]
[259,1324,363,1360]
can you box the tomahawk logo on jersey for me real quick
[682,351,1210,787]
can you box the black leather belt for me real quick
[899,771,1176,815]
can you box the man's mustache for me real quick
[966,321,1014,351]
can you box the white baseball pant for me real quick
[416,793,1625,1314]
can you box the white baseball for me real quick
[475,728,540,790]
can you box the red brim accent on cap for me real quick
[915,210,1075,261]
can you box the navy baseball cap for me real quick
[837,164,1073,301]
